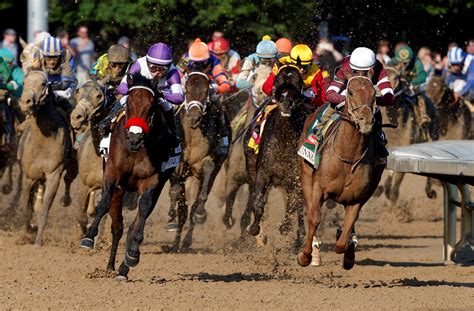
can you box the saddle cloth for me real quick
[247,104,277,154]
[297,107,340,169]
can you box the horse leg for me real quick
[279,189,299,236]
[223,170,244,229]
[35,169,62,246]
[166,172,181,232]
[76,182,90,235]
[298,168,323,267]
[288,190,306,254]
[383,171,394,200]
[106,189,124,272]
[60,155,77,207]
[388,172,405,205]
[80,180,115,249]
[248,175,270,237]
[172,177,187,252]
[16,174,35,231]
[1,157,13,194]
[193,158,217,224]
[425,177,437,199]
[334,203,362,270]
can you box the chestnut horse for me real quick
[79,74,176,280]
[298,75,385,270]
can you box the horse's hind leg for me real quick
[167,170,182,232]
[80,180,115,249]
[425,177,437,199]
[60,154,78,207]
[388,172,405,205]
[35,169,62,246]
[335,203,362,270]
[15,174,35,231]
[107,188,124,272]
[223,167,245,229]
[248,175,270,237]
[172,177,187,252]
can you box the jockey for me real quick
[0,49,24,152]
[236,36,277,90]
[117,42,184,140]
[208,37,241,85]
[441,46,474,102]
[178,38,231,151]
[90,44,130,102]
[262,44,327,107]
[35,37,77,109]
[388,44,430,125]
[275,37,293,60]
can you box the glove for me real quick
[236,79,251,89]
[54,89,72,99]
[210,83,219,94]
[6,81,18,91]
[50,82,67,91]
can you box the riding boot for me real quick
[162,108,178,153]
[217,109,230,155]
[315,104,336,135]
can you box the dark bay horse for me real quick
[168,71,230,250]
[298,75,385,270]
[242,65,308,250]
[79,74,175,280]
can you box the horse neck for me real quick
[31,97,57,135]
[333,113,368,158]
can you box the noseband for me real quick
[185,71,210,113]
[23,71,49,108]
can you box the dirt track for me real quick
[1,168,473,310]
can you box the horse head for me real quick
[185,71,210,128]
[345,75,376,135]
[19,70,49,115]
[70,80,105,132]
[385,66,400,91]
[124,74,157,152]
[273,65,304,117]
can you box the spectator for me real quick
[463,39,474,75]
[118,36,137,61]
[376,39,391,65]
[70,26,95,86]
[316,38,342,78]
[57,29,72,54]
[418,47,434,79]
[1,28,19,65]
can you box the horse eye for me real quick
[348,90,353,96]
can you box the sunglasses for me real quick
[45,56,60,62]
[147,63,168,73]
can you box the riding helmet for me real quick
[447,47,465,65]
[349,47,376,70]
[275,37,293,54]
[41,37,63,57]
[107,44,130,63]
[146,42,173,65]
[290,44,313,66]
[209,38,230,55]
[256,36,277,59]
[394,45,414,63]
[188,38,210,62]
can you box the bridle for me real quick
[74,80,106,125]
[184,71,210,113]
[342,75,376,131]
[124,85,156,134]
[22,71,49,110]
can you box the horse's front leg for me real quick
[106,188,124,272]
[35,168,63,246]
[80,179,116,249]
[193,157,218,224]
[60,151,78,207]
[248,173,271,237]
[298,163,322,267]
[335,203,362,270]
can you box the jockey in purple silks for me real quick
[99,43,184,157]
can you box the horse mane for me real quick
[128,73,154,90]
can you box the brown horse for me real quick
[16,70,75,245]
[167,71,230,250]
[298,75,385,270]
[242,65,308,251]
[79,74,176,280]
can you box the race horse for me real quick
[167,70,230,250]
[70,80,106,234]
[222,62,273,230]
[297,75,385,270]
[16,70,75,245]
[242,65,308,251]
[79,74,176,280]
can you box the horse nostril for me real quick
[76,114,83,120]
[26,99,32,105]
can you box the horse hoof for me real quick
[343,243,356,270]
[427,190,437,199]
[115,275,128,282]
[193,211,207,224]
[61,195,72,207]
[165,222,179,232]
[79,238,94,250]
[248,224,260,236]
[2,184,12,194]
[373,185,384,198]
[297,252,312,267]
[124,252,139,268]
[223,216,235,229]
[310,255,322,267]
